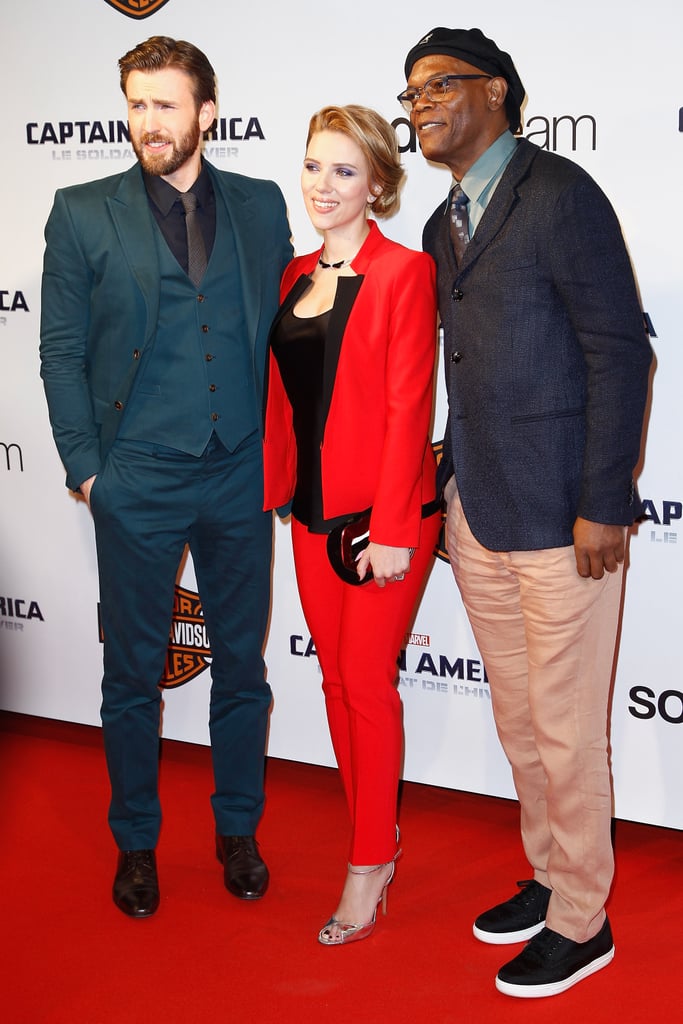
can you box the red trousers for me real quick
[291,513,441,864]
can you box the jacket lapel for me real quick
[458,139,538,275]
[322,276,364,422]
[106,164,160,349]
[209,166,262,349]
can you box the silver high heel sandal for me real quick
[318,857,398,946]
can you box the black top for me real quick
[270,305,349,534]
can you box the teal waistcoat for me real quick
[118,194,258,454]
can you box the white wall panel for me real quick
[1,0,680,827]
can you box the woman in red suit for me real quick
[263,105,441,945]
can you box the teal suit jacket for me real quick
[40,161,293,491]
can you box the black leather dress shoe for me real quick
[113,849,160,918]
[216,835,269,900]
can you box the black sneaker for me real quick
[495,917,615,998]
[473,879,551,944]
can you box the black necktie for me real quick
[449,183,470,266]
[179,190,207,287]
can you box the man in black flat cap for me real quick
[400,27,651,998]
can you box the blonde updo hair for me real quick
[306,105,404,218]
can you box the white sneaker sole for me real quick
[495,944,615,998]
[473,919,546,945]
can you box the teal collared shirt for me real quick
[456,130,518,236]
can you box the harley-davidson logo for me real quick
[103,0,172,19]
[163,584,212,688]
[98,583,212,689]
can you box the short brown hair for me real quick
[119,36,216,109]
[306,105,404,218]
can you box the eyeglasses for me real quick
[397,74,493,113]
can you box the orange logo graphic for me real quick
[98,584,212,689]
[103,0,171,18]
[163,585,212,688]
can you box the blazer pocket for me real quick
[496,251,538,272]
[511,406,583,424]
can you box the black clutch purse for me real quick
[326,499,440,586]
[326,511,373,586]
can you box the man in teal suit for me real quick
[40,37,292,917]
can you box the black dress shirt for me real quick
[143,160,216,273]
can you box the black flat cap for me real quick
[404,27,526,133]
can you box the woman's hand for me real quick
[356,542,411,588]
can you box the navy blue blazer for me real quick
[425,137,652,551]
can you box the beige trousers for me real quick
[446,489,625,942]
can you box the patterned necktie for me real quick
[179,190,207,287]
[449,183,470,266]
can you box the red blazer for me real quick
[263,221,438,548]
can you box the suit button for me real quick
[197,294,205,302]
[114,400,123,410]
[209,384,216,392]
[451,352,463,363]
[202,324,209,333]
[211,413,219,422]
[132,349,141,360]
[451,288,463,301]
[205,353,213,361]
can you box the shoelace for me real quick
[121,851,155,878]
[226,837,258,858]
[524,928,566,962]
[510,879,539,904]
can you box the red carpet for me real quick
[1,711,680,1023]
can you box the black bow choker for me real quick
[318,253,352,270]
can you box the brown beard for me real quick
[131,121,201,177]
